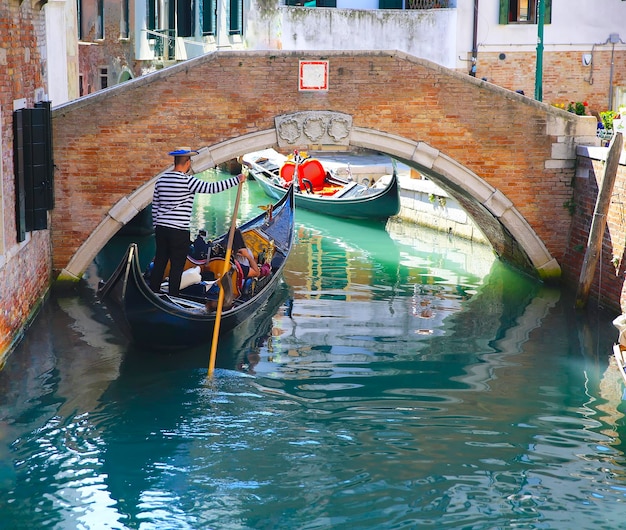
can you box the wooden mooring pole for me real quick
[575,131,623,309]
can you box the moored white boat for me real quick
[242,148,400,222]
[612,314,626,387]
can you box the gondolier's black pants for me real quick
[150,225,191,296]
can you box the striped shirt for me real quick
[152,171,240,230]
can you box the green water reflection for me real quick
[1,174,625,529]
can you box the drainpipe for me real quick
[608,33,622,110]
[534,0,545,101]
[470,0,478,77]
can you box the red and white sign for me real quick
[299,60,329,91]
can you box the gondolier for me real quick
[149,147,245,296]
[97,183,296,350]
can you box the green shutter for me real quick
[379,0,402,9]
[499,0,509,24]
[203,0,215,34]
[177,0,192,37]
[229,0,242,34]
[146,0,153,31]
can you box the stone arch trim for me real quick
[57,130,277,281]
[349,128,561,281]
[59,127,560,282]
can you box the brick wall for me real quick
[0,4,52,360]
[476,50,626,115]
[51,50,583,281]
[563,150,626,313]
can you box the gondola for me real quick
[242,148,400,221]
[97,183,295,350]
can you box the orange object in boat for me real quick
[280,158,327,190]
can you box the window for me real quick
[229,0,243,35]
[285,1,336,6]
[203,0,216,35]
[177,0,193,37]
[120,0,129,38]
[499,0,551,24]
[96,0,104,39]
[77,0,83,40]
[100,68,108,90]
[379,0,402,7]
[147,0,155,31]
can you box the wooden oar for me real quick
[208,178,244,377]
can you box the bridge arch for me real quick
[51,50,597,284]
[59,126,558,282]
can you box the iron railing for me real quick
[146,29,176,60]
[407,0,450,8]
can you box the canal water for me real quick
[1,173,626,529]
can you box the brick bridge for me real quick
[51,50,597,283]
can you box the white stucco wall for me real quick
[474,0,626,52]
[45,0,79,105]
[246,6,459,69]
[337,0,378,8]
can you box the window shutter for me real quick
[379,0,402,8]
[13,103,54,239]
[177,0,192,37]
[147,0,155,30]
[13,109,27,242]
[544,0,551,23]
[499,0,509,24]
[229,0,242,34]
[203,0,215,34]
[34,101,54,213]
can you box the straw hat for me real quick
[168,147,199,156]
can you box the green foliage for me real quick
[600,110,617,130]
[567,101,587,116]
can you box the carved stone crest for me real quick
[275,111,352,148]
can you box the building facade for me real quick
[1,0,55,359]
[74,0,626,114]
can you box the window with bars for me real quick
[499,0,551,24]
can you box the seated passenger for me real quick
[233,229,260,279]
[190,229,210,260]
